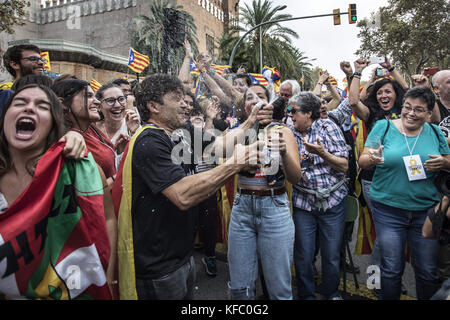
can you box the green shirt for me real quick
[366,120,450,211]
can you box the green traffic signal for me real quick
[348,4,357,24]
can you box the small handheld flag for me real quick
[40,51,51,72]
[128,48,150,74]
[90,79,102,92]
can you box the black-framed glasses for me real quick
[21,56,47,64]
[102,96,127,106]
[402,105,427,115]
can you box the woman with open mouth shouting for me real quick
[0,84,113,299]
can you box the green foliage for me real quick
[355,0,449,78]
[0,0,29,34]
[131,0,198,75]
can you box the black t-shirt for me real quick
[131,127,197,279]
[438,99,450,122]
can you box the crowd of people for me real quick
[0,43,450,301]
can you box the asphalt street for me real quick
[192,220,417,300]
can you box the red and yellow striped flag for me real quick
[128,48,150,74]
[90,79,102,92]
[40,51,51,71]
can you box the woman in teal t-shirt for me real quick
[359,86,450,300]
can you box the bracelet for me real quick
[353,72,362,77]
[388,66,395,72]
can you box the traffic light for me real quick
[333,9,341,25]
[348,4,357,24]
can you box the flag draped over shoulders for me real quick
[112,125,156,300]
[0,142,111,300]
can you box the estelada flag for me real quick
[40,51,51,72]
[248,73,268,87]
[90,79,102,92]
[128,48,150,74]
[0,142,111,300]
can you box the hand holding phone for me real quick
[369,56,386,65]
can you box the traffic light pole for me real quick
[228,11,350,68]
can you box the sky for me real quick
[240,0,390,87]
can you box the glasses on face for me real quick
[402,105,427,115]
[102,96,127,106]
[21,56,47,64]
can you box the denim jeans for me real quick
[293,199,346,300]
[135,255,196,300]
[361,178,381,266]
[227,192,294,300]
[371,200,441,300]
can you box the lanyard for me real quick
[401,123,422,156]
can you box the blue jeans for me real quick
[135,255,196,300]
[372,200,441,300]
[227,192,294,300]
[293,199,346,300]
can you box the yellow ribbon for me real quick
[409,158,421,175]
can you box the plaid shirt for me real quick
[290,118,349,212]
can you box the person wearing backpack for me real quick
[359,86,450,300]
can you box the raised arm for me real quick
[178,41,195,87]
[349,58,371,123]
[381,56,409,91]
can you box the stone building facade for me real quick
[0,0,240,83]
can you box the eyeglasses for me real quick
[102,96,127,106]
[21,56,47,64]
[402,105,427,114]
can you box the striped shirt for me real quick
[290,118,349,211]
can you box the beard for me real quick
[20,64,43,77]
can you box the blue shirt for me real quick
[367,120,450,211]
[0,89,13,115]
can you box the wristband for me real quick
[353,72,362,77]
[388,66,395,72]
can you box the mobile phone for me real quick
[423,67,440,77]
[376,68,384,76]
[369,56,386,65]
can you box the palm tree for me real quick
[132,0,198,75]
[218,0,313,81]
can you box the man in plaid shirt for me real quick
[288,92,349,300]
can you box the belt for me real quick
[238,186,286,197]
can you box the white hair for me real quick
[280,79,300,95]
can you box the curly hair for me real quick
[135,74,183,122]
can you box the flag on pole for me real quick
[40,51,51,72]
[128,48,150,74]
[90,79,102,92]
[0,142,111,300]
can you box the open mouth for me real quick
[16,117,36,139]
[379,98,391,109]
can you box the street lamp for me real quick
[259,5,287,72]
